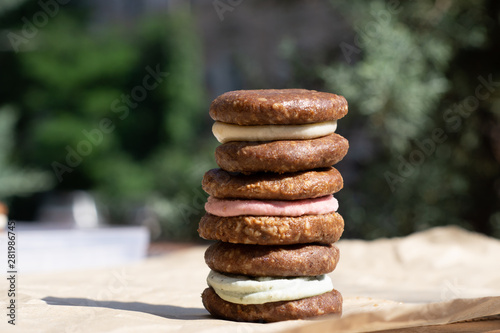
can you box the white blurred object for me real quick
[72,190,100,228]
[6,191,152,273]
[0,214,7,230]
[0,223,149,273]
[0,202,7,231]
[37,190,105,228]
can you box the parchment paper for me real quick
[1,225,500,332]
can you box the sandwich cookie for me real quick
[202,167,343,201]
[205,242,340,277]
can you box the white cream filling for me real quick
[212,120,337,143]
[207,270,334,305]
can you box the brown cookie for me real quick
[202,167,343,200]
[202,287,342,322]
[205,242,340,277]
[210,89,348,125]
[215,133,348,173]
[199,212,344,245]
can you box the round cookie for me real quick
[205,242,340,277]
[215,133,349,173]
[199,212,344,245]
[202,287,342,322]
[210,89,348,125]
[202,167,343,200]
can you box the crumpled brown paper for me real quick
[2,226,500,332]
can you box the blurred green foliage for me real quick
[0,106,53,200]
[1,3,215,239]
[323,0,500,238]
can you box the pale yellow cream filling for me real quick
[212,120,337,143]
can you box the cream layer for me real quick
[207,270,333,305]
[205,195,338,217]
[212,120,337,143]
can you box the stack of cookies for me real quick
[199,89,349,322]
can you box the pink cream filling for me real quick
[205,195,338,217]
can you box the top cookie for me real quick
[210,89,348,125]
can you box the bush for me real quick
[322,0,500,238]
[6,8,213,239]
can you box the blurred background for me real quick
[0,0,499,250]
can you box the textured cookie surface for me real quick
[205,242,340,277]
[202,167,343,200]
[215,133,348,173]
[202,287,342,322]
[199,212,344,245]
[210,89,348,125]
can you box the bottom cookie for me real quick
[202,287,342,323]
